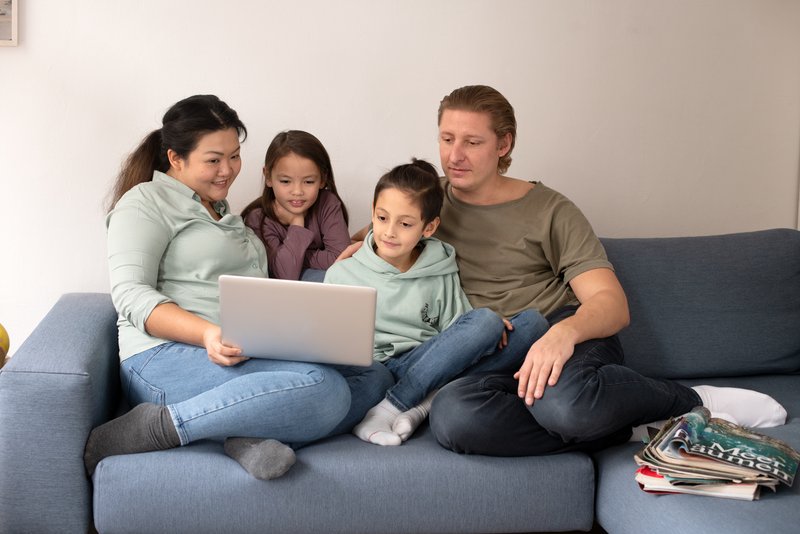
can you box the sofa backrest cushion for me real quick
[601,229,800,379]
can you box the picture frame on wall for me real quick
[0,0,17,46]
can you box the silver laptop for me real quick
[218,275,376,367]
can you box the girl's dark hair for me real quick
[108,94,247,211]
[373,159,443,224]
[241,130,349,226]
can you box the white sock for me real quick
[692,385,787,428]
[353,399,402,446]
[393,390,437,441]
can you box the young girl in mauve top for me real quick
[324,159,550,446]
[242,130,351,281]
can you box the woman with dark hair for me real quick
[86,95,392,481]
[242,130,351,281]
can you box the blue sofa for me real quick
[1,228,798,534]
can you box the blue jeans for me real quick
[300,269,326,282]
[430,306,702,455]
[325,362,395,437]
[383,308,549,411]
[121,342,392,446]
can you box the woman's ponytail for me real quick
[107,129,164,211]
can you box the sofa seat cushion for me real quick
[594,374,800,534]
[92,424,596,534]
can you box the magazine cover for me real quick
[634,407,800,499]
[674,408,799,486]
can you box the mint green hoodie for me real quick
[324,230,472,362]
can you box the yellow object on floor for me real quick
[0,322,9,365]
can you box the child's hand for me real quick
[272,200,305,227]
[498,318,513,349]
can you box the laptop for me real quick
[218,274,376,367]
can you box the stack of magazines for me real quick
[634,407,800,501]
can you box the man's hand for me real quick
[514,323,578,405]
[513,267,630,406]
[336,240,363,262]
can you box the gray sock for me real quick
[83,403,180,477]
[224,437,296,480]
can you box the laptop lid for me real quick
[218,275,376,367]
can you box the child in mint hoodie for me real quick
[324,159,548,446]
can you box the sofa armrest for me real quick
[0,293,119,534]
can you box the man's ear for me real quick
[423,216,440,238]
[167,149,184,172]
[497,133,512,157]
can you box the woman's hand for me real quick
[146,303,248,366]
[202,325,249,367]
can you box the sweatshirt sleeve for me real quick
[106,198,173,332]
[305,193,351,270]
[438,273,473,332]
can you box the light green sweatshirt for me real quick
[324,230,472,362]
[107,171,268,360]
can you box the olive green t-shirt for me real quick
[435,181,613,318]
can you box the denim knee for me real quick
[513,309,549,337]
[464,307,505,332]
[310,366,352,430]
[342,361,394,420]
[530,387,615,442]
[358,362,395,402]
[429,378,483,453]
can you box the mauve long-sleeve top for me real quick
[244,190,351,280]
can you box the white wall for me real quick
[2,0,799,356]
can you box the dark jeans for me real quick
[429,306,702,456]
[383,308,548,411]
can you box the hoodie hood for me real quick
[354,229,460,279]
[324,230,472,362]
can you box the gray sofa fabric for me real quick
[603,229,800,379]
[594,229,800,533]
[1,228,798,533]
[94,433,594,533]
[0,293,118,533]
